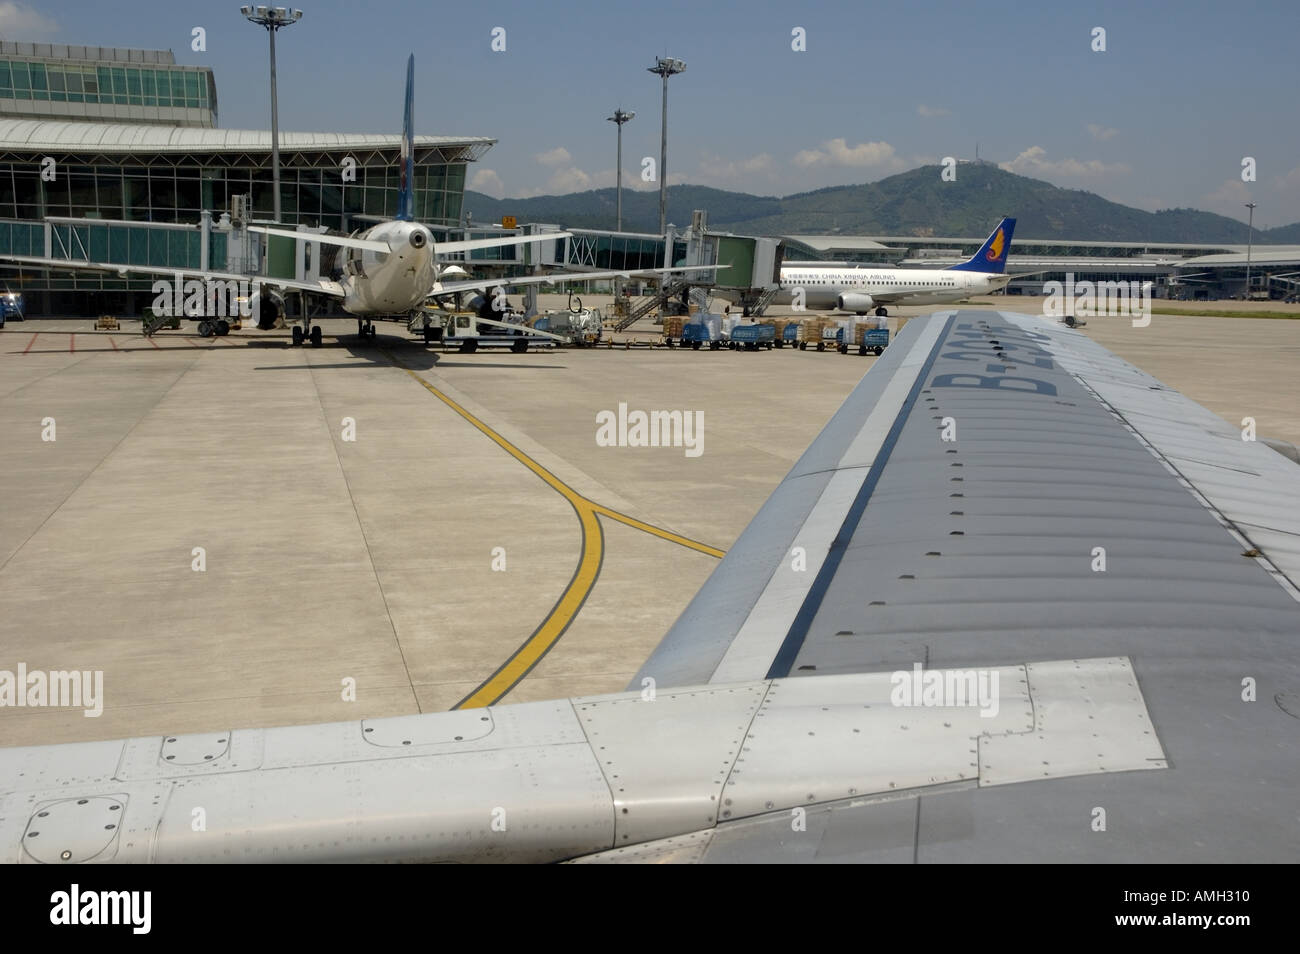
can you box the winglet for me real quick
[949,217,1015,273]
[395,54,416,222]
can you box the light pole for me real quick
[1244,201,1257,299]
[647,57,685,237]
[606,108,635,232]
[241,6,304,223]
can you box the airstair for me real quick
[613,278,691,331]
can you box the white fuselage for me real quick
[340,220,436,316]
[777,264,1011,311]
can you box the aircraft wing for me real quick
[429,264,724,298]
[0,254,345,298]
[3,309,1297,864]
[247,227,574,256]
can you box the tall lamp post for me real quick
[606,108,635,232]
[241,5,304,223]
[647,57,685,237]
[1244,201,1257,300]
[607,108,635,309]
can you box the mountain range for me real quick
[464,163,1297,245]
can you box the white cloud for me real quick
[543,166,594,193]
[792,138,906,171]
[999,145,1130,179]
[0,1,58,37]
[1274,165,1300,191]
[468,168,505,199]
[1086,123,1119,141]
[517,165,611,198]
[1202,177,1254,218]
[534,146,572,167]
[917,104,950,119]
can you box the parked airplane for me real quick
[0,56,707,346]
[236,54,721,343]
[775,217,1018,316]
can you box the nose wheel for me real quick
[356,320,377,339]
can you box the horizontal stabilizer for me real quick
[247,226,390,254]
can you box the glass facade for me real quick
[0,160,466,230]
[0,148,478,314]
[562,232,680,271]
[0,60,212,112]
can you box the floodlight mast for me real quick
[1244,202,1257,298]
[647,57,685,238]
[606,108,635,231]
[241,6,304,223]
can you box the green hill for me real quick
[462,185,780,233]
[464,164,1296,244]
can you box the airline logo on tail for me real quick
[949,217,1016,273]
[986,227,1005,263]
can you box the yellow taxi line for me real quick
[387,354,723,707]
[589,504,726,558]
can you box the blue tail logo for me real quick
[395,54,415,222]
[950,217,1015,273]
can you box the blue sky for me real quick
[9,0,1300,225]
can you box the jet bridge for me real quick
[539,210,782,322]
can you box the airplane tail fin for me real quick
[949,217,1015,273]
[395,54,416,222]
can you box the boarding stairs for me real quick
[748,284,781,316]
[613,278,691,331]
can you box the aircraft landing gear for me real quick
[198,320,213,338]
[875,306,889,317]
[290,323,320,347]
[357,320,377,339]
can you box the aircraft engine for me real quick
[246,288,286,330]
[836,293,875,314]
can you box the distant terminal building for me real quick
[0,43,494,315]
[0,41,217,127]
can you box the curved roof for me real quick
[0,118,494,154]
[1177,248,1300,267]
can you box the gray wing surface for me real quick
[2,310,1297,863]
[622,309,1300,862]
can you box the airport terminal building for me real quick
[0,41,493,315]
